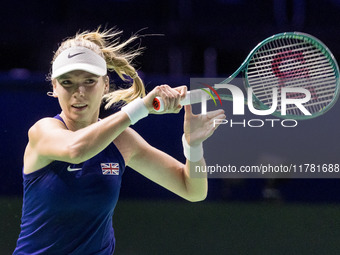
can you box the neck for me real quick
[59,111,99,131]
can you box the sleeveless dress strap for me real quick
[54,114,68,129]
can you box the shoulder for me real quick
[30,117,66,130]
[28,117,66,139]
[27,116,69,153]
[24,117,67,174]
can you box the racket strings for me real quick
[247,36,337,116]
[248,55,332,78]
[249,65,335,88]
[252,73,335,94]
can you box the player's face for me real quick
[53,70,109,125]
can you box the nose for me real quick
[74,84,85,97]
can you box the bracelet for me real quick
[182,134,203,162]
[121,98,149,125]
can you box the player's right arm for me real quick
[24,111,131,174]
[24,85,186,174]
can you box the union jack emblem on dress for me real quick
[101,163,119,175]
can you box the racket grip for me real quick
[152,89,209,112]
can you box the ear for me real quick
[51,80,58,98]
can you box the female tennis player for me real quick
[13,28,225,254]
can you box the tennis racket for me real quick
[153,32,339,120]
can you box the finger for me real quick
[208,115,226,135]
[174,105,183,113]
[174,85,187,100]
[158,85,173,110]
[184,105,193,120]
[160,85,182,111]
[205,109,225,119]
[207,112,226,128]
[161,88,172,110]
[168,89,181,110]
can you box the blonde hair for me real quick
[51,27,146,109]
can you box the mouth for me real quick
[71,103,88,110]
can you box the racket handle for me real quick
[152,89,209,112]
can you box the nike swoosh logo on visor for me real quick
[68,52,85,58]
[67,165,82,172]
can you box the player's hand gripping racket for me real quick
[153,32,339,119]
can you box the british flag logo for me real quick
[101,163,120,175]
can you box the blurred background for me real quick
[1,0,340,254]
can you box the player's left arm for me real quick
[126,128,206,202]
[126,105,225,202]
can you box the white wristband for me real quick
[182,134,203,162]
[121,98,149,125]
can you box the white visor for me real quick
[51,46,107,79]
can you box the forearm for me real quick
[66,111,131,163]
[183,158,208,202]
[71,97,149,163]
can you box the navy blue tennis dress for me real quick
[13,115,125,255]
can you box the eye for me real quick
[84,78,97,85]
[59,80,73,87]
